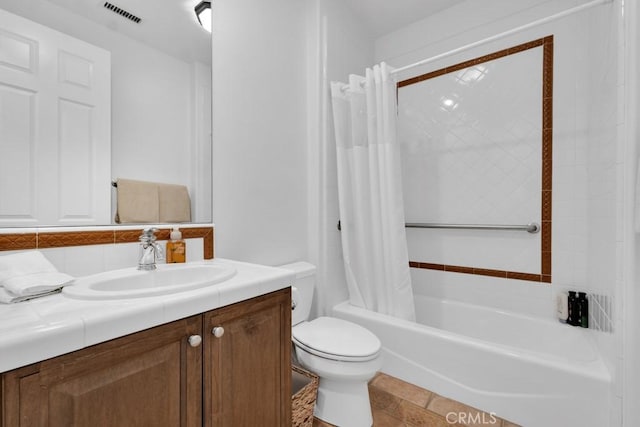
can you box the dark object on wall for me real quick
[578,292,589,328]
[568,291,579,326]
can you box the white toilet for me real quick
[281,262,382,427]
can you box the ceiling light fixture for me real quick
[195,0,212,33]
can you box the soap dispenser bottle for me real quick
[166,227,186,263]
[556,292,568,323]
[567,291,578,326]
[578,292,589,328]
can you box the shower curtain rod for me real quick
[389,0,613,77]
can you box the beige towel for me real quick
[115,178,191,224]
[115,178,160,223]
[158,183,191,223]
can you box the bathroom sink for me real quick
[62,263,237,300]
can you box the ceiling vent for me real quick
[103,2,142,24]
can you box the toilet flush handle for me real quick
[212,326,225,338]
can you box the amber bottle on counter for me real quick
[166,227,186,263]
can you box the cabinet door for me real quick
[1,316,202,427]
[204,288,292,427]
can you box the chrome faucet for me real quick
[138,227,164,270]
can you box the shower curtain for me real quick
[330,63,415,321]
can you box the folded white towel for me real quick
[0,251,74,298]
[0,287,63,304]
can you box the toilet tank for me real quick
[279,262,316,326]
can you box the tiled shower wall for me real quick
[399,39,549,281]
[376,0,623,424]
[377,1,619,320]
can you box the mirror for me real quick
[0,0,212,227]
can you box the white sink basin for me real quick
[63,263,237,300]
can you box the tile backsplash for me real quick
[0,224,213,277]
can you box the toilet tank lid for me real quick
[279,261,316,279]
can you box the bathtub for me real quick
[333,295,611,427]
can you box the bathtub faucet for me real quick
[138,227,164,270]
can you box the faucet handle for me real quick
[155,243,165,262]
[140,227,158,242]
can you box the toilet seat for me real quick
[292,317,381,362]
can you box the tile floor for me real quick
[313,373,521,427]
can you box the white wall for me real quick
[0,0,207,221]
[306,0,374,316]
[210,0,308,266]
[375,0,623,424]
[623,0,640,425]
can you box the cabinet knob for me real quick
[188,335,202,347]
[212,326,225,338]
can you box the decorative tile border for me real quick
[0,233,37,251]
[409,262,547,283]
[38,231,115,248]
[400,36,553,283]
[0,226,214,259]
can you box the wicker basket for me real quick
[292,364,319,427]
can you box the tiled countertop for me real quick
[0,258,294,373]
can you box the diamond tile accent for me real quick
[114,229,144,243]
[399,48,542,226]
[38,231,114,248]
[590,293,614,333]
[0,233,37,251]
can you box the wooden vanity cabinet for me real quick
[204,288,292,427]
[1,315,203,427]
[0,288,291,427]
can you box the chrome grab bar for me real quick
[405,222,540,234]
[337,221,540,234]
